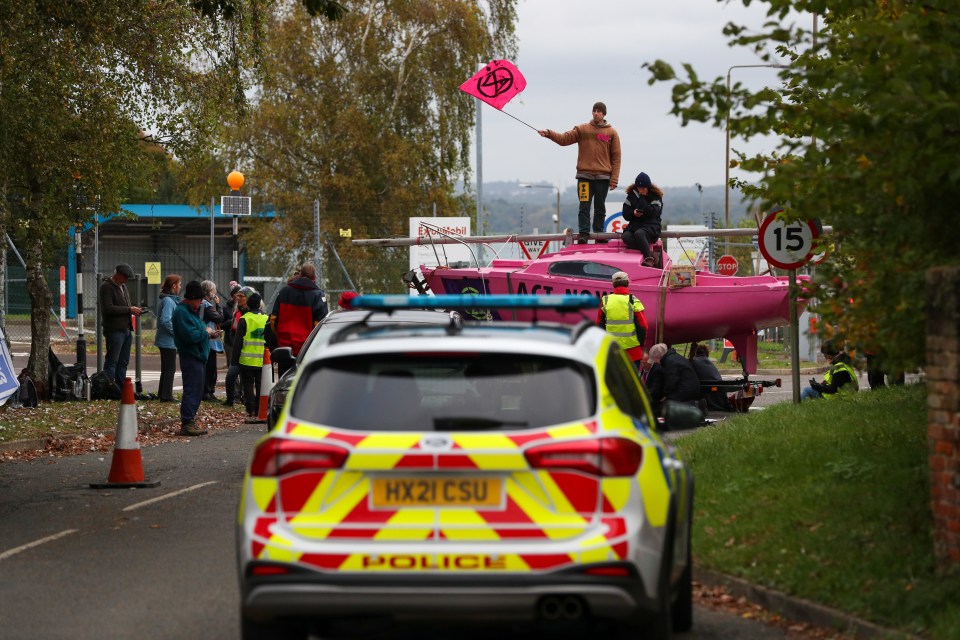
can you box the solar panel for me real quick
[220,195,251,216]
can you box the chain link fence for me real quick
[0,214,422,357]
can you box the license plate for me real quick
[372,477,503,508]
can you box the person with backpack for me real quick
[597,271,648,370]
[173,281,216,436]
[269,263,328,377]
[154,274,182,402]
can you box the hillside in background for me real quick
[470,181,752,235]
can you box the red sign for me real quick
[716,255,739,276]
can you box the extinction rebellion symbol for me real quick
[475,67,515,100]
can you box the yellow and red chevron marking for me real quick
[251,419,641,572]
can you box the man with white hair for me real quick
[598,271,647,369]
[651,342,701,405]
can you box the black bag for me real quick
[47,349,88,401]
[15,371,38,408]
[48,349,70,401]
[91,370,122,400]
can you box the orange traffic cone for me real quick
[90,378,160,489]
[255,348,274,424]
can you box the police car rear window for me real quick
[290,354,596,431]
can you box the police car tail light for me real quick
[524,438,642,476]
[250,438,349,477]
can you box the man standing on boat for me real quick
[598,271,647,369]
[539,102,621,244]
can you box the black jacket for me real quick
[642,362,665,416]
[621,188,662,236]
[660,348,701,403]
[691,355,731,411]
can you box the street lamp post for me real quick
[724,64,789,229]
[519,183,561,234]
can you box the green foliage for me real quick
[228,0,518,294]
[678,384,960,638]
[643,1,960,373]
[0,0,242,382]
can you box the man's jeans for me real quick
[800,386,823,401]
[104,329,132,389]
[577,178,610,235]
[179,353,206,424]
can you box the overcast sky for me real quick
[475,0,791,190]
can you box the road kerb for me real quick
[694,567,918,639]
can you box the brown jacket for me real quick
[546,120,621,188]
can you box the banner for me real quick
[0,328,20,406]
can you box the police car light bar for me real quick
[349,294,600,311]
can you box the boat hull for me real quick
[420,243,807,374]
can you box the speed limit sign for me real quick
[758,212,820,270]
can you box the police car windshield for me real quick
[290,354,595,431]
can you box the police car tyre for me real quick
[671,491,694,633]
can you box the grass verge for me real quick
[676,383,960,638]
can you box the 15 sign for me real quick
[758,211,820,270]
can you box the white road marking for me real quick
[122,481,219,512]
[0,529,79,562]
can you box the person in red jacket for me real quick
[269,262,328,376]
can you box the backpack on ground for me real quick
[90,370,122,401]
[14,371,38,408]
[47,349,88,401]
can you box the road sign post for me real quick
[757,211,819,404]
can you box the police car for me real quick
[268,308,463,427]
[237,295,700,640]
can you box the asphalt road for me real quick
[0,423,809,639]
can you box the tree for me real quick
[643,1,960,371]
[0,1,239,392]
[230,0,517,293]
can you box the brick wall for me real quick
[927,266,960,567]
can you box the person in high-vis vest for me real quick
[231,291,268,421]
[598,271,648,369]
[801,340,860,401]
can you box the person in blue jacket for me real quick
[154,274,182,402]
[173,281,216,436]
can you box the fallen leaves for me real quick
[694,582,856,639]
[1,403,250,462]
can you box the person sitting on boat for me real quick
[689,343,734,412]
[598,271,648,369]
[620,172,663,267]
[652,342,701,405]
[801,340,860,401]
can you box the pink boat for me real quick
[413,237,808,374]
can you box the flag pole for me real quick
[496,109,539,133]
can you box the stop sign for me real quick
[716,255,738,276]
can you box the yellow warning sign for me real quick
[145,262,162,285]
[339,228,352,238]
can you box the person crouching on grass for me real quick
[232,291,268,423]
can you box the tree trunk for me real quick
[25,234,52,400]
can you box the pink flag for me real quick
[459,60,527,110]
